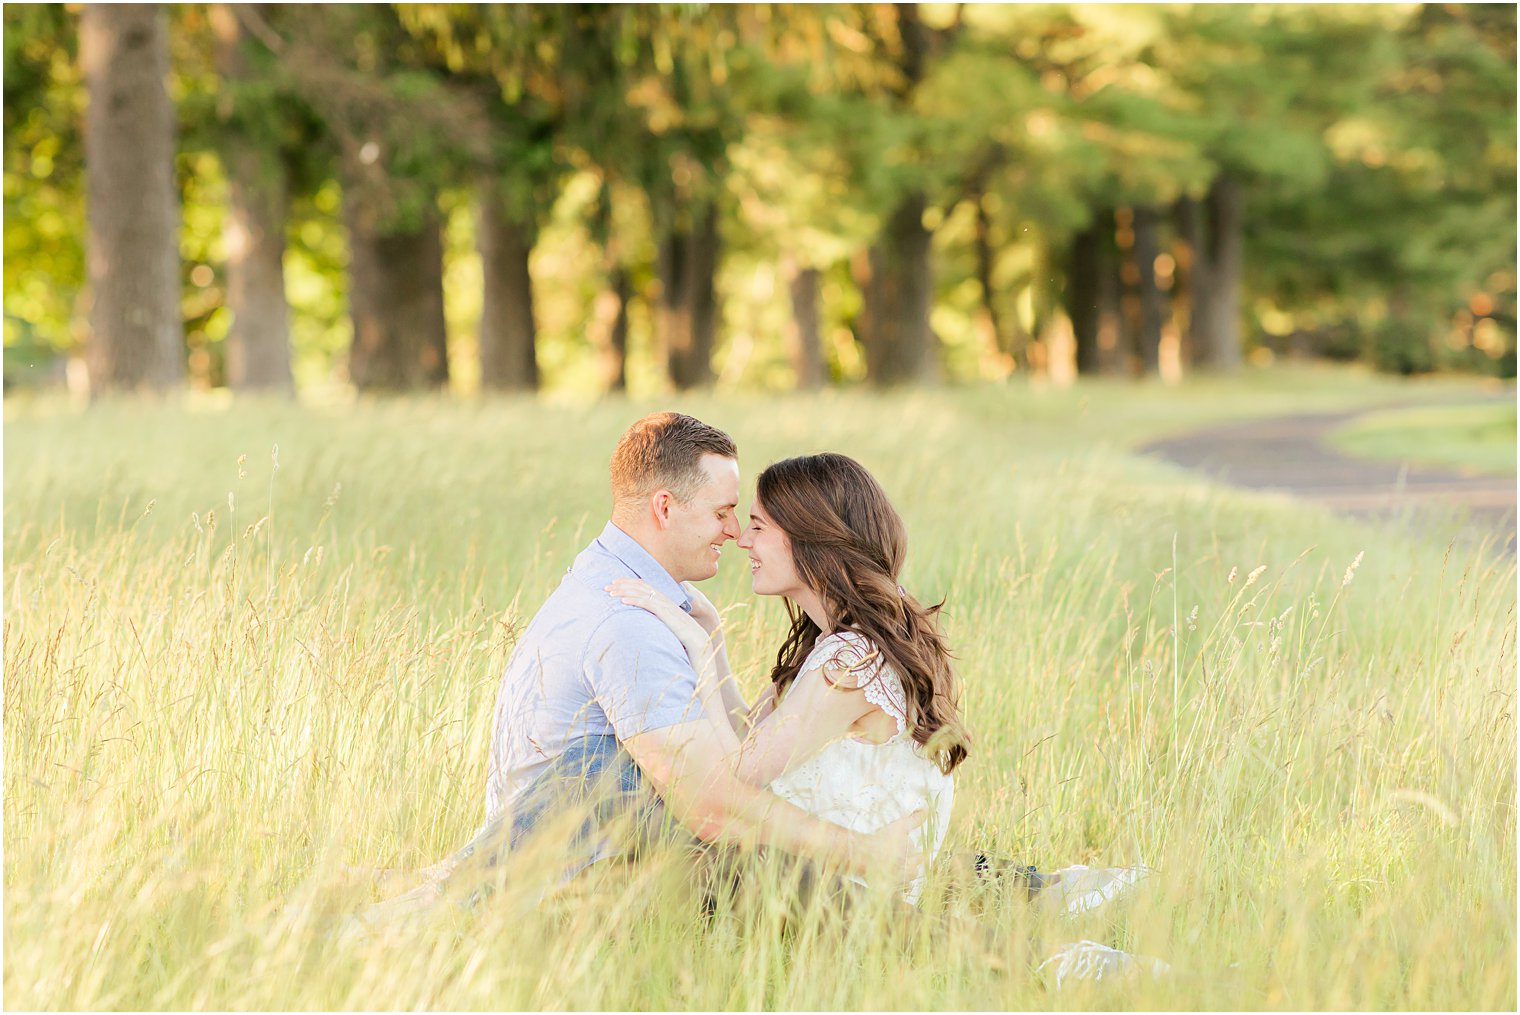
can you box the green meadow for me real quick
[4,366,1514,1010]
[1329,400,1518,477]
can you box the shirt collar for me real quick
[593,521,693,613]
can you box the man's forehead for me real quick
[697,453,740,504]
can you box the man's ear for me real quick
[650,489,674,529]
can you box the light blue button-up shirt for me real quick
[483,521,701,823]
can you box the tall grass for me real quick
[5,369,1514,1009]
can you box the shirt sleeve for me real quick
[584,608,705,740]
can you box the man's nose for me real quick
[723,515,741,541]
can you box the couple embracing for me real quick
[366,411,1146,941]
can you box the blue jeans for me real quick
[448,734,684,901]
[441,738,935,919]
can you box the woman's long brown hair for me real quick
[759,453,969,774]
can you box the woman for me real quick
[607,452,967,903]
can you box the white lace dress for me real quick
[765,631,954,904]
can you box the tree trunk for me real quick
[81,3,183,393]
[343,188,449,391]
[860,191,938,386]
[594,265,630,393]
[589,184,627,393]
[210,5,293,394]
[1173,194,1209,368]
[857,5,937,387]
[1130,206,1166,375]
[657,200,720,390]
[785,258,825,390]
[1096,225,1124,375]
[1198,175,1244,371]
[1068,223,1101,376]
[1067,211,1124,376]
[477,185,538,392]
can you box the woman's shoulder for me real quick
[804,629,887,680]
[805,629,910,735]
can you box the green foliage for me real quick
[285,180,354,389]
[1246,5,1516,376]
[1366,316,1435,376]
[3,4,83,360]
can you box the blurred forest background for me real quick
[4,3,1515,399]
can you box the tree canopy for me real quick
[4,3,1514,395]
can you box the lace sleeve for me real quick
[811,631,908,736]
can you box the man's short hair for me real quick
[610,412,737,505]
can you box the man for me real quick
[451,411,923,896]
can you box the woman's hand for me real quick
[606,578,710,648]
[680,580,723,634]
[861,808,928,886]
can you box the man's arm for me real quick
[622,718,923,882]
[589,608,923,882]
[729,665,873,787]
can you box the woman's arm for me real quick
[606,580,746,751]
[679,581,750,736]
[744,682,778,733]
[731,665,873,786]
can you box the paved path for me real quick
[1140,404,1517,554]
